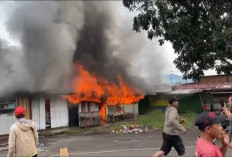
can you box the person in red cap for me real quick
[7,106,38,157]
[195,112,229,157]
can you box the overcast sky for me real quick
[0,1,216,81]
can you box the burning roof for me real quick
[63,64,144,105]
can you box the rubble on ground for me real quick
[111,125,149,134]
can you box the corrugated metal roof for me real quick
[169,89,202,94]
[174,82,232,91]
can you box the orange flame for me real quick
[99,104,106,122]
[63,64,144,121]
[105,76,144,105]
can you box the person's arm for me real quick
[222,107,231,118]
[220,132,229,157]
[168,109,186,132]
[220,146,228,157]
[7,126,16,157]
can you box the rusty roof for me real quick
[174,82,232,91]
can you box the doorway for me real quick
[45,99,51,128]
[69,105,79,127]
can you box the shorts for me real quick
[160,132,185,156]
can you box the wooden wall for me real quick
[17,97,31,119]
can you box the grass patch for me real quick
[65,109,197,135]
[181,112,198,129]
[137,110,165,129]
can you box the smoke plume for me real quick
[73,1,164,93]
[4,1,84,95]
[0,1,165,96]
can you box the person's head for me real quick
[195,112,224,139]
[169,97,179,108]
[228,96,232,108]
[15,106,25,119]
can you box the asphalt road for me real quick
[1,128,232,157]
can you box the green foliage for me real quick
[123,0,232,81]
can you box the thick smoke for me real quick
[74,1,137,83]
[5,1,84,94]
[73,1,164,93]
[0,39,32,96]
[0,1,165,96]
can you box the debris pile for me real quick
[111,125,149,134]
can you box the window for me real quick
[0,98,16,114]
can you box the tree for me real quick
[123,0,232,81]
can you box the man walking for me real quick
[153,97,186,157]
[195,112,229,157]
[7,106,38,157]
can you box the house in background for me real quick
[146,88,210,114]
[173,75,232,112]
[140,75,232,114]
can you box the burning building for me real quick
[63,65,144,127]
[0,1,159,134]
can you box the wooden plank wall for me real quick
[17,97,31,119]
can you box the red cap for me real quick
[15,106,25,117]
